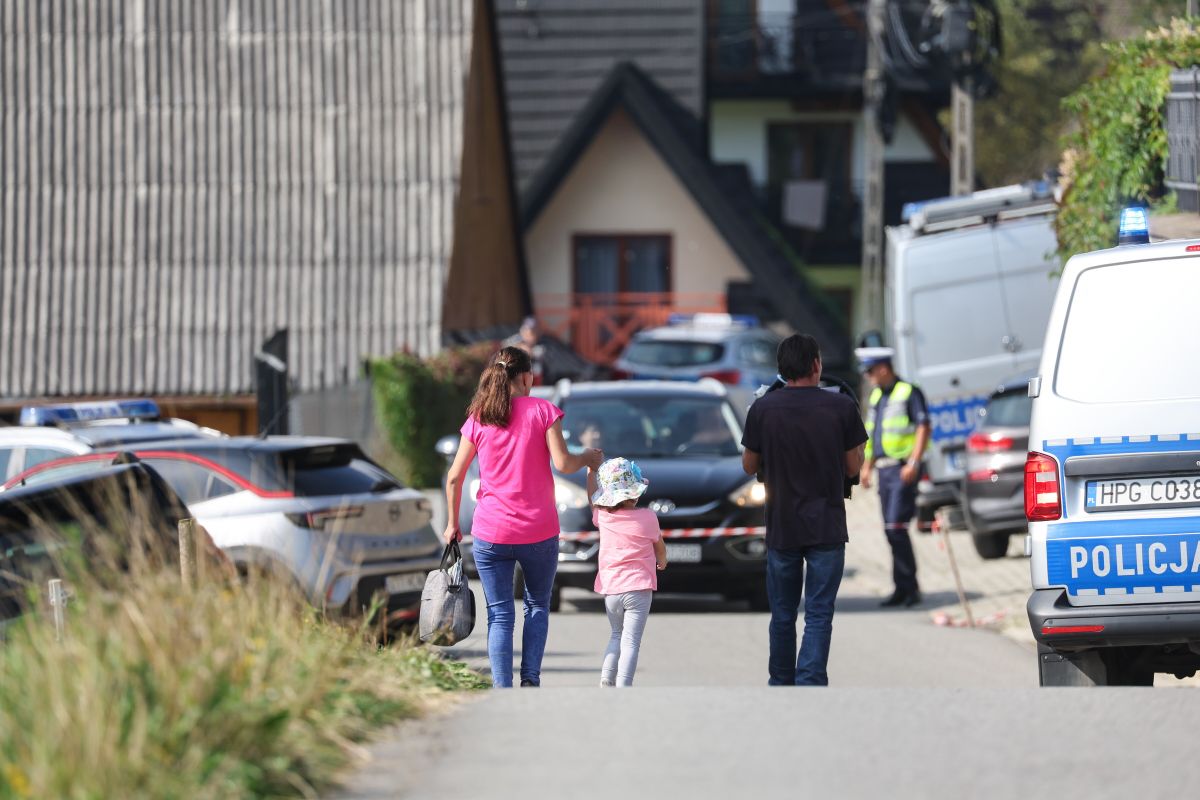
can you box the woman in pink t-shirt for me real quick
[588,458,667,687]
[443,345,602,688]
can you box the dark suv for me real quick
[440,380,768,609]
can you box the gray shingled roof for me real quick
[495,0,704,189]
[0,0,472,397]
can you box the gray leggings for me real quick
[601,590,653,687]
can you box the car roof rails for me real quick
[903,182,1057,235]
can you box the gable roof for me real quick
[495,0,705,190]
[520,62,851,366]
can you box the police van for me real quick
[873,183,1060,525]
[1027,208,1200,686]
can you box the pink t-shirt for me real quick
[461,396,564,545]
[593,507,661,595]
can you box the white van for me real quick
[878,184,1060,524]
[1027,217,1200,686]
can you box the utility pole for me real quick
[861,0,887,334]
[950,77,974,196]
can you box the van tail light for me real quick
[967,432,1014,452]
[1024,451,1061,521]
[701,369,742,384]
[967,469,997,482]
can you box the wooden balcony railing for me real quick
[535,292,727,366]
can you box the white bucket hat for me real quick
[591,457,649,507]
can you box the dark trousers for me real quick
[765,544,845,686]
[877,464,919,595]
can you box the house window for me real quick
[573,235,672,296]
[766,122,858,262]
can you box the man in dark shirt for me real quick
[856,347,931,608]
[741,334,867,686]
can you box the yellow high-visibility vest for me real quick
[865,381,917,460]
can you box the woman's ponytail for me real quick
[466,345,533,427]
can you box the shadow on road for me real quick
[564,592,752,614]
[834,590,982,613]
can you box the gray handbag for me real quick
[419,542,476,646]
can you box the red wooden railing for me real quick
[534,292,727,366]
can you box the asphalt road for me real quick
[433,583,1035,689]
[333,494,1200,799]
[341,687,1200,800]
[336,588,1200,799]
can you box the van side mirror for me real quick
[435,435,460,459]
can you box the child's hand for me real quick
[656,555,668,571]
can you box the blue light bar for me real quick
[1118,206,1150,246]
[19,399,161,427]
[667,313,760,328]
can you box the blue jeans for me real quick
[471,535,559,688]
[765,544,845,686]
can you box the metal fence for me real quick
[1166,68,1200,213]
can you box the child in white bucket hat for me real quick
[587,457,667,687]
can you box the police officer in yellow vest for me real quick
[856,347,932,607]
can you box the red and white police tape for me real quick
[560,526,766,542]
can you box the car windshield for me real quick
[622,340,725,368]
[561,396,742,458]
[984,391,1032,428]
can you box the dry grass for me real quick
[0,477,486,799]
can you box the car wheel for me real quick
[971,531,1010,560]
[1103,647,1155,686]
[741,585,770,612]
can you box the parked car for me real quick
[4,437,442,628]
[439,380,768,610]
[612,314,781,393]
[961,372,1034,559]
[0,399,220,483]
[0,462,190,634]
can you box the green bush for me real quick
[0,498,486,799]
[1057,20,1200,260]
[372,342,498,488]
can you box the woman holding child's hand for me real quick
[442,346,601,688]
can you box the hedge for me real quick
[371,342,498,488]
[1057,20,1200,260]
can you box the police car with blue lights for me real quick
[0,399,219,483]
[1027,207,1200,685]
[611,313,782,391]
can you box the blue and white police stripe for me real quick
[1041,433,1200,597]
